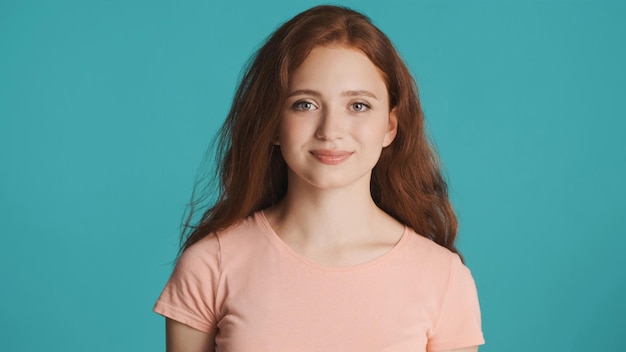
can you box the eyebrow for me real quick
[286,89,379,100]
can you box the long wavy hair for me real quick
[180,5,460,257]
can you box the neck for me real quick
[266,174,399,247]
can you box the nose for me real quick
[315,107,344,141]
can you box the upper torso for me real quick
[154,212,484,351]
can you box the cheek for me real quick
[278,116,314,143]
[352,119,391,145]
[277,118,296,143]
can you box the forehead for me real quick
[288,46,388,96]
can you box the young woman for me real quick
[154,5,484,352]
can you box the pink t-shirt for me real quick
[154,212,484,351]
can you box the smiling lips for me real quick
[309,150,353,165]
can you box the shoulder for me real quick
[173,213,259,271]
[397,229,474,293]
[180,212,274,272]
[402,228,464,269]
[213,212,271,252]
[396,230,484,349]
[183,212,266,255]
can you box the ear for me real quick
[272,137,280,146]
[382,107,398,147]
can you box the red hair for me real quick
[181,5,460,257]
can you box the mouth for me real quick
[309,150,353,165]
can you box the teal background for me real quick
[1,0,624,350]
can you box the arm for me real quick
[166,318,216,352]
[428,255,484,352]
[437,347,478,352]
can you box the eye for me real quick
[350,102,371,112]
[292,100,317,111]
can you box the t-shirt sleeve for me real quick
[427,254,485,351]
[153,236,221,334]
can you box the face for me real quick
[276,45,397,191]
